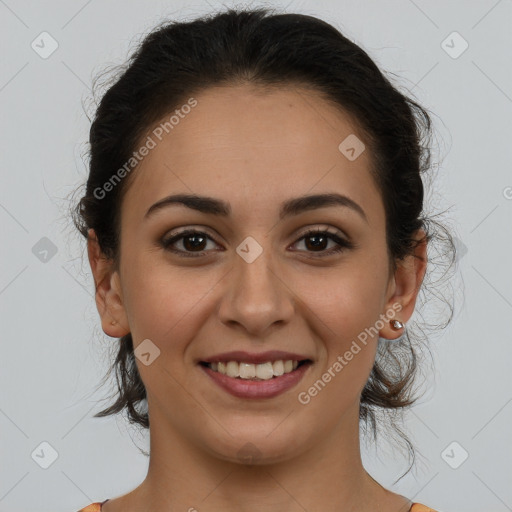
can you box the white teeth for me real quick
[207,359,303,379]
[284,360,293,373]
[273,360,284,376]
[226,361,239,378]
[256,362,274,380]
[239,362,256,379]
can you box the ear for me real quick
[379,228,427,340]
[87,228,130,338]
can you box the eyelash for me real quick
[160,227,354,258]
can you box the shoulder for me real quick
[410,503,439,512]
[76,500,439,512]
[76,503,103,512]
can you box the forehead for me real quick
[122,84,383,226]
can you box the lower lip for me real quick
[199,362,312,399]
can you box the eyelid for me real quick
[294,224,347,241]
[163,224,347,243]
[162,224,225,244]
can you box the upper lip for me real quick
[199,350,313,365]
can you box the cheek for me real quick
[293,280,382,419]
[306,290,380,389]
[293,257,389,338]
[120,255,221,350]
[119,261,218,403]
[290,256,388,383]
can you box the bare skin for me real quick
[88,83,427,512]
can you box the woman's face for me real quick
[98,84,411,464]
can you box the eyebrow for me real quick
[144,192,368,223]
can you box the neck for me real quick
[130,402,394,512]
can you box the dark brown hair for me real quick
[72,7,456,482]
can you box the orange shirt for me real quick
[76,501,438,511]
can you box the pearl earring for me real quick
[390,319,404,330]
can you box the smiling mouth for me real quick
[199,359,312,380]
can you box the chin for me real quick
[201,425,309,466]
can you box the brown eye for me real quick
[161,227,354,258]
[291,228,354,256]
[161,229,219,257]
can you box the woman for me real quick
[73,7,454,511]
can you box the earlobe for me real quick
[379,229,428,340]
[87,229,130,338]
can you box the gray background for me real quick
[1,1,511,511]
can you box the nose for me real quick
[217,242,295,336]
